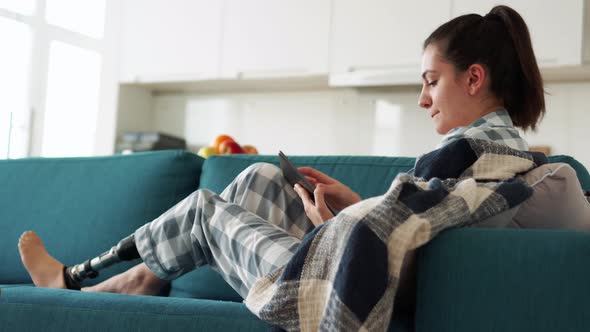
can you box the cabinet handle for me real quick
[236,68,312,79]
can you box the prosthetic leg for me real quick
[63,234,140,290]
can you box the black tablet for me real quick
[278,151,338,216]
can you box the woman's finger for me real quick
[294,184,313,206]
[314,184,333,220]
[298,167,334,183]
[295,184,323,226]
[304,176,318,186]
[314,184,326,210]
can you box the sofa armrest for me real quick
[415,228,590,332]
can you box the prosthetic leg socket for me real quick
[63,234,140,290]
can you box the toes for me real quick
[18,231,45,256]
[19,231,41,246]
[19,231,33,243]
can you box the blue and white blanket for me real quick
[245,138,545,331]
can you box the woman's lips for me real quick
[430,111,439,118]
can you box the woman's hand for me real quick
[292,167,362,227]
[297,167,361,210]
[293,183,334,227]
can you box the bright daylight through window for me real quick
[0,16,31,159]
[0,0,106,159]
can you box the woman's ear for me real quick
[466,64,486,96]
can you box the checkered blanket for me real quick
[245,138,544,331]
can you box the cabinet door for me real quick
[119,0,223,82]
[453,0,584,66]
[220,0,331,79]
[330,0,451,86]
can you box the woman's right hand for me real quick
[297,167,361,211]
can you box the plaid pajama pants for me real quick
[134,162,315,298]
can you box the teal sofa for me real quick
[1,150,589,331]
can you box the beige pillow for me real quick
[510,163,590,230]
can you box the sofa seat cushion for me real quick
[0,286,270,331]
[0,284,33,289]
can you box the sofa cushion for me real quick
[0,285,414,332]
[200,154,416,198]
[512,163,590,230]
[0,150,202,286]
[0,286,270,331]
[168,265,243,302]
[416,228,590,332]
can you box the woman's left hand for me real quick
[293,183,334,227]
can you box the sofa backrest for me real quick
[170,153,590,302]
[547,155,590,190]
[200,154,590,193]
[200,154,417,198]
[0,150,202,285]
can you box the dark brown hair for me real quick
[424,5,545,131]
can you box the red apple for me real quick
[242,145,258,154]
[219,140,244,154]
[213,134,235,153]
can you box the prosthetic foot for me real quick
[64,234,140,290]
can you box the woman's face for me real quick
[418,44,475,135]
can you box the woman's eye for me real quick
[427,80,438,87]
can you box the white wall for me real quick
[521,82,590,168]
[140,81,590,169]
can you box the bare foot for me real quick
[82,263,169,296]
[18,231,66,289]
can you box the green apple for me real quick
[197,146,218,158]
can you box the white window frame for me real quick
[0,0,120,158]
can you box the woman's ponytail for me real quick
[489,5,545,131]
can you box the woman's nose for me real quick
[418,89,432,109]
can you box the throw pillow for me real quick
[511,163,590,230]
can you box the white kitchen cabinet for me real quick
[220,0,331,79]
[329,0,452,86]
[119,0,223,83]
[452,0,585,66]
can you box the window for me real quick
[0,16,31,159]
[45,0,106,38]
[0,0,110,159]
[0,0,36,15]
[42,41,102,157]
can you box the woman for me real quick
[18,5,544,300]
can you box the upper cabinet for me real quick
[118,0,589,87]
[453,0,585,67]
[119,0,223,83]
[220,0,331,79]
[329,0,452,86]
